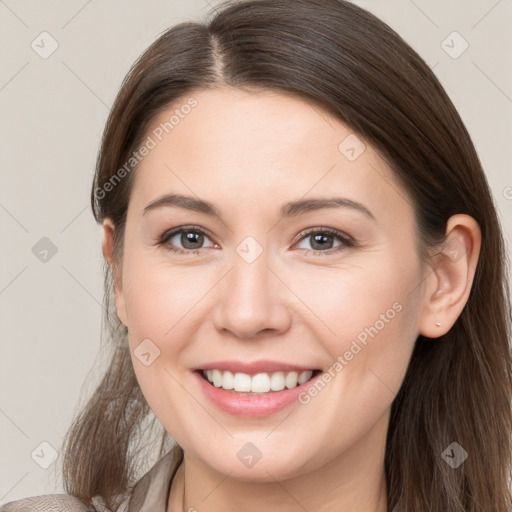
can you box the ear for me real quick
[102,218,128,327]
[418,214,481,339]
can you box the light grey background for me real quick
[1,0,511,504]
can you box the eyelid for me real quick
[293,226,353,244]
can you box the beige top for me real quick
[0,450,181,512]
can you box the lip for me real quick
[194,359,318,375]
[192,367,323,417]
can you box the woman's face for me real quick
[106,87,429,481]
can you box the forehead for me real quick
[129,87,414,226]
[147,87,345,166]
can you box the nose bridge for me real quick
[212,236,291,338]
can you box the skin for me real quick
[101,87,481,512]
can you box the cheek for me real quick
[123,264,200,429]
[291,252,421,403]
[291,251,418,342]
[123,255,207,341]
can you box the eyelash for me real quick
[156,225,356,256]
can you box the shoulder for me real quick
[0,494,95,512]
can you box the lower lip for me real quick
[193,370,321,417]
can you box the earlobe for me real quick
[418,214,481,339]
[101,218,128,327]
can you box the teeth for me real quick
[202,369,314,393]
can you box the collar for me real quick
[91,449,182,512]
[129,449,183,512]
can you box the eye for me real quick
[156,225,355,256]
[157,225,219,255]
[293,227,355,255]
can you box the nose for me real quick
[212,246,292,340]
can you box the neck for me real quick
[168,411,390,512]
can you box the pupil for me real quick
[311,233,333,250]
[182,231,203,249]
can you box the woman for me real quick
[2,0,510,511]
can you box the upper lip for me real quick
[195,360,319,375]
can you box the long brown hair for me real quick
[61,1,512,510]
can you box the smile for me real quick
[201,369,321,393]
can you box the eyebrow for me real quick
[142,193,376,221]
